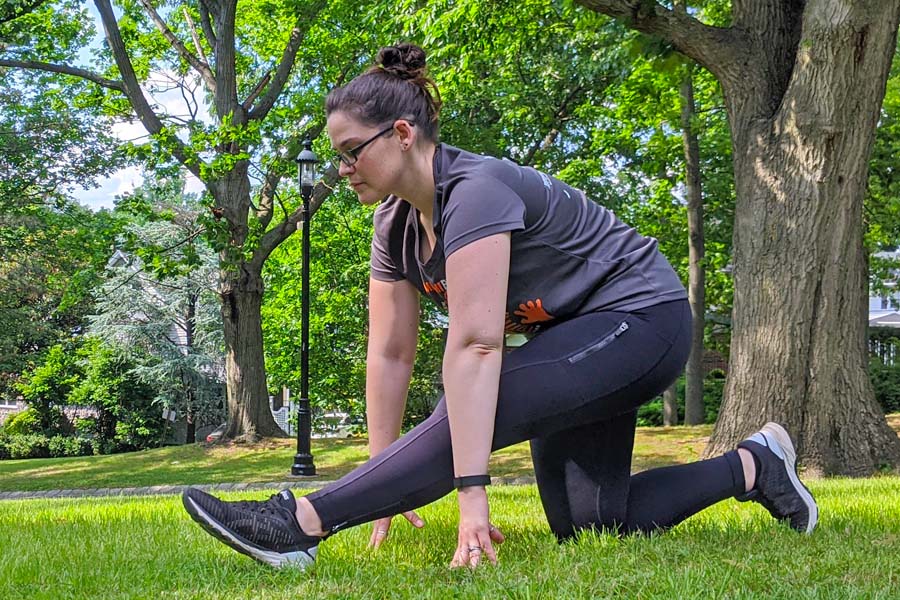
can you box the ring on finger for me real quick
[377,529,388,535]
[467,546,482,553]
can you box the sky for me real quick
[70,5,208,211]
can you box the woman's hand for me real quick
[450,487,505,568]
[368,510,425,549]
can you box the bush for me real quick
[3,407,43,435]
[3,406,70,436]
[5,434,51,459]
[637,371,727,427]
[47,435,93,458]
[869,358,900,414]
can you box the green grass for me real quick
[0,425,714,492]
[2,478,900,598]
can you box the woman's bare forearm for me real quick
[366,355,415,456]
[442,342,503,478]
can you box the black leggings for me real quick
[307,300,745,539]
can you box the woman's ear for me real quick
[393,119,417,150]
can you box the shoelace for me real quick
[232,494,286,518]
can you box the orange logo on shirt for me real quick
[514,298,553,324]
[504,298,553,334]
[423,280,447,296]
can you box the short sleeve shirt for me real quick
[370,144,686,334]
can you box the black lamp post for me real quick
[291,137,318,477]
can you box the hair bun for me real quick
[377,43,427,80]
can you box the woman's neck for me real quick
[393,143,437,222]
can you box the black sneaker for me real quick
[736,422,818,534]
[182,487,320,568]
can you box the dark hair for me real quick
[325,43,442,142]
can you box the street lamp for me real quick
[292,137,318,477]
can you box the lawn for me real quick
[0,424,714,492]
[2,477,900,599]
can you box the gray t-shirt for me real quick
[371,144,686,334]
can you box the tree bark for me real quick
[219,260,284,440]
[578,0,900,474]
[704,2,900,474]
[663,383,679,426]
[679,64,706,426]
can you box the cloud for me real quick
[74,69,212,211]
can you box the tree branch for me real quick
[248,0,328,121]
[251,163,340,270]
[135,0,216,94]
[574,0,742,78]
[242,70,271,112]
[213,0,240,120]
[256,169,280,230]
[0,58,125,91]
[94,0,204,179]
[182,7,209,66]
[197,0,217,49]
[521,84,585,166]
[0,0,50,24]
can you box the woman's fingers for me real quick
[450,530,498,568]
[368,517,392,549]
[401,510,425,528]
[489,523,505,544]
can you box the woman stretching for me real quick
[182,43,817,569]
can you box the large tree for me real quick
[577,0,900,474]
[0,0,393,439]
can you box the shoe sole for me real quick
[750,422,819,534]
[182,492,316,569]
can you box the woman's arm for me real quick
[366,276,420,456]
[443,232,511,567]
[365,277,426,548]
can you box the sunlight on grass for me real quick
[2,479,900,599]
[0,425,718,493]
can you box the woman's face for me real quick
[327,111,400,206]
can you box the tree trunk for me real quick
[220,262,284,440]
[679,63,706,426]
[577,0,900,474]
[704,3,900,474]
[185,402,196,445]
[663,383,679,426]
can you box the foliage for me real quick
[1,406,42,435]
[15,343,82,432]
[0,432,50,458]
[637,370,727,427]
[869,359,900,415]
[0,202,125,405]
[262,192,446,426]
[0,432,91,459]
[68,338,162,452]
[866,38,900,258]
[91,182,226,437]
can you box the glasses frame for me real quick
[334,125,394,168]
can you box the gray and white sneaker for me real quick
[736,422,818,534]
[182,487,320,568]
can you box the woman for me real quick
[182,44,817,569]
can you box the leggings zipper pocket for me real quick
[567,321,630,364]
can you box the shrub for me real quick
[3,406,70,436]
[4,408,43,435]
[5,434,51,459]
[703,370,727,423]
[636,371,727,427]
[869,358,900,414]
[47,435,93,458]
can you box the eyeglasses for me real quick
[333,125,394,168]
